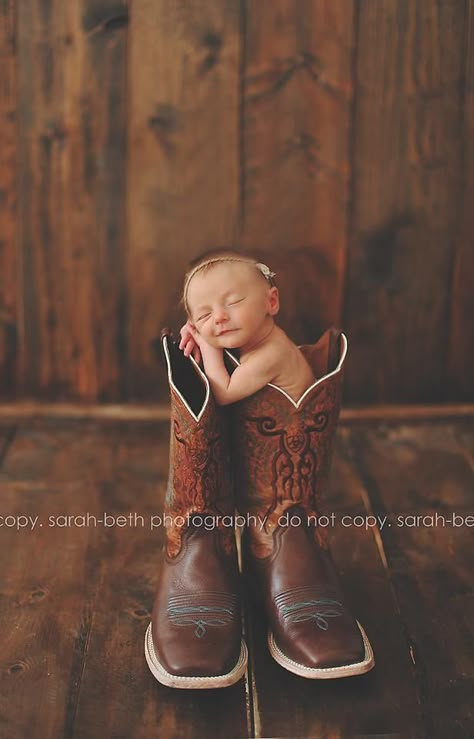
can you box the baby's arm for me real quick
[198,341,278,405]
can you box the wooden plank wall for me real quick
[0,0,473,405]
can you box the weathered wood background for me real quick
[1,0,473,405]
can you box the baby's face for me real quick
[187,262,277,350]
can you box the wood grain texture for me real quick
[127,0,240,401]
[0,419,249,739]
[0,422,115,738]
[66,422,249,739]
[350,421,474,738]
[0,0,18,400]
[17,0,128,401]
[448,0,474,399]
[1,400,474,422]
[2,1,473,404]
[241,0,355,342]
[0,415,472,736]
[344,0,466,404]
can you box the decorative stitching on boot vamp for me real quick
[274,586,344,631]
[168,592,237,638]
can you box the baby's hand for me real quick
[179,320,202,364]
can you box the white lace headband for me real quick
[183,256,276,313]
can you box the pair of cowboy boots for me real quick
[144,328,374,688]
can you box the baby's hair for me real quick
[181,247,276,315]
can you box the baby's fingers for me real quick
[182,338,196,357]
[179,321,198,349]
[179,329,191,349]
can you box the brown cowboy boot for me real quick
[144,330,247,688]
[227,327,374,679]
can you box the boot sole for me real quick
[144,622,248,689]
[268,620,375,679]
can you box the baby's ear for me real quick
[268,286,280,316]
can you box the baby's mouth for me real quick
[218,328,238,336]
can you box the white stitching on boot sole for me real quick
[144,622,248,689]
[267,620,375,679]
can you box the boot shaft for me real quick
[162,332,235,557]
[147,331,247,689]
[228,328,347,555]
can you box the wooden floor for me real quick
[0,414,472,739]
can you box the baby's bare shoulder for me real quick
[238,337,280,375]
[272,327,299,354]
[241,339,279,366]
[264,331,296,370]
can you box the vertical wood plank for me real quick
[241,0,355,342]
[17,0,128,401]
[6,0,474,405]
[0,1,18,399]
[344,0,466,404]
[127,0,240,401]
[448,0,474,399]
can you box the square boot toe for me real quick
[275,619,366,670]
[152,623,241,678]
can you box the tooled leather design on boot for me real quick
[228,328,373,675]
[244,410,329,519]
[166,382,234,558]
[146,331,246,687]
[230,331,343,557]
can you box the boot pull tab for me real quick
[151,328,175,369]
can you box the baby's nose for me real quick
[214,309,229,324]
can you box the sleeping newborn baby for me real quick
[178,251,315,405]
